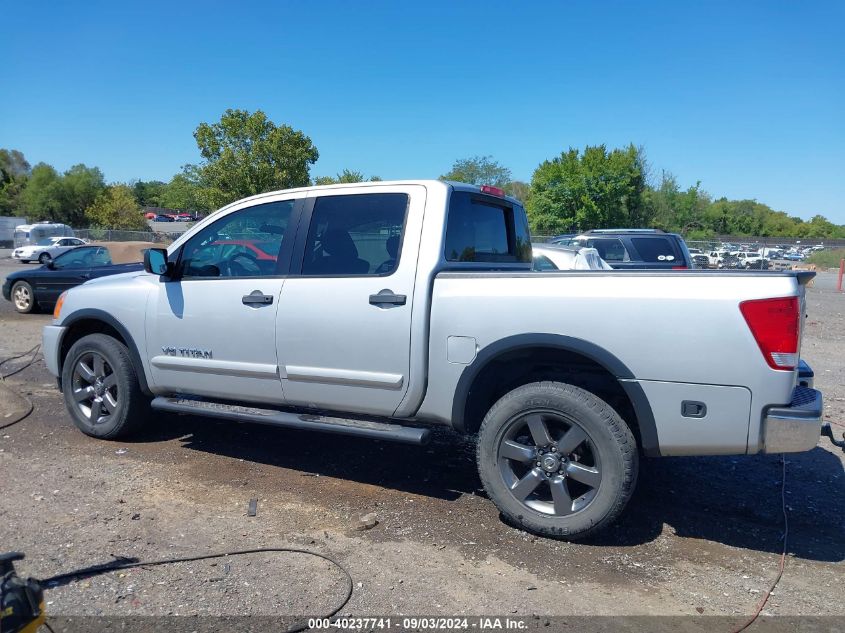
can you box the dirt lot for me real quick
[0,257,842,627]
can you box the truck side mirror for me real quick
[144,248,169,276]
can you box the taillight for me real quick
[672,266,687,270]
[739,297,799,370]
[480,185,506,197]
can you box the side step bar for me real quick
[150,396,431,445]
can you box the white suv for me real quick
[733,251,769,269]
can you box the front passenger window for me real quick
[178,200,293,278]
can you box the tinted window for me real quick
[445,192,531,263]
[583,238,629,262]
[179,200,293,278]
[53,247,102,269]
[630,237,680,263]
[89,247,112,266]
[301,193,408,276]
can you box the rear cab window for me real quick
[629,236,683,263]
[444,190,531,264]
[582,238,629,262]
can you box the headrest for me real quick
[322,230,358,259]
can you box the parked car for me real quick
[548,233,577,245]
[153,215,174,222]
[144,212,158,220]
[3,242,152,313]
[690,253,710,269]
[565,229,695,270]
[733,251,769,269]
[708,250,740,269]
[784,252,806,261]
[532,244,612,270]
[12,236,88,264]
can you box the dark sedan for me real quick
[3,243,150,313]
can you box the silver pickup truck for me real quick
[42,180,824,539]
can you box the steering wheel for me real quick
[222,252,259,277]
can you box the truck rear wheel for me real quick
[61,334,149,439]
[477,381,638,540]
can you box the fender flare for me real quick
[452,333,660,456]
[58,308,152,396]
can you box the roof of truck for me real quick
[212,180,523,214]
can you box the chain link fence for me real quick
[73,229,183,244]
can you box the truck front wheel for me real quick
[477,382,638,540]
[61,333,149,439]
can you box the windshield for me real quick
[35,238,54,246]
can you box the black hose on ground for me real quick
[0,344,40,431]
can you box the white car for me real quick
[533,244,613,271]
[12,237,88,264]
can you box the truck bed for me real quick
[417,269,810,455]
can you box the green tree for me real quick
[192,109,319,209]
[527,144,647,234]
[645,171,710,233]
[0,149,31,215]
[62,164,106,225]
[133,180,167,207]
[160,167,205,210]
[84,184,148,229]
[440,155,512,188]
[505,180,530,203]
[20,163,65,221]
[313,169,381,185]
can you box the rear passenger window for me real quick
[585,238,629,262]
[301,193,408,276]
[445,192,531,263]
[630,237,679,262]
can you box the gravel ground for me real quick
[0,257,842,627]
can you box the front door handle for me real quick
[242,290,274,305]
[369,289,406,306]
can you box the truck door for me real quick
[276,186,425,416]
[146,195,302,404]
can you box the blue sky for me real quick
[2,1,843,221]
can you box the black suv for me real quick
[551,229,695,270]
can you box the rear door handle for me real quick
[369,289,406,306]
[242,290,274,305]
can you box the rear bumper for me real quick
[762,385,823,453]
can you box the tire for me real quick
[38,252,51,264]
[477,381,638,540]
[11,281,37,314]
[61,333,149,439]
